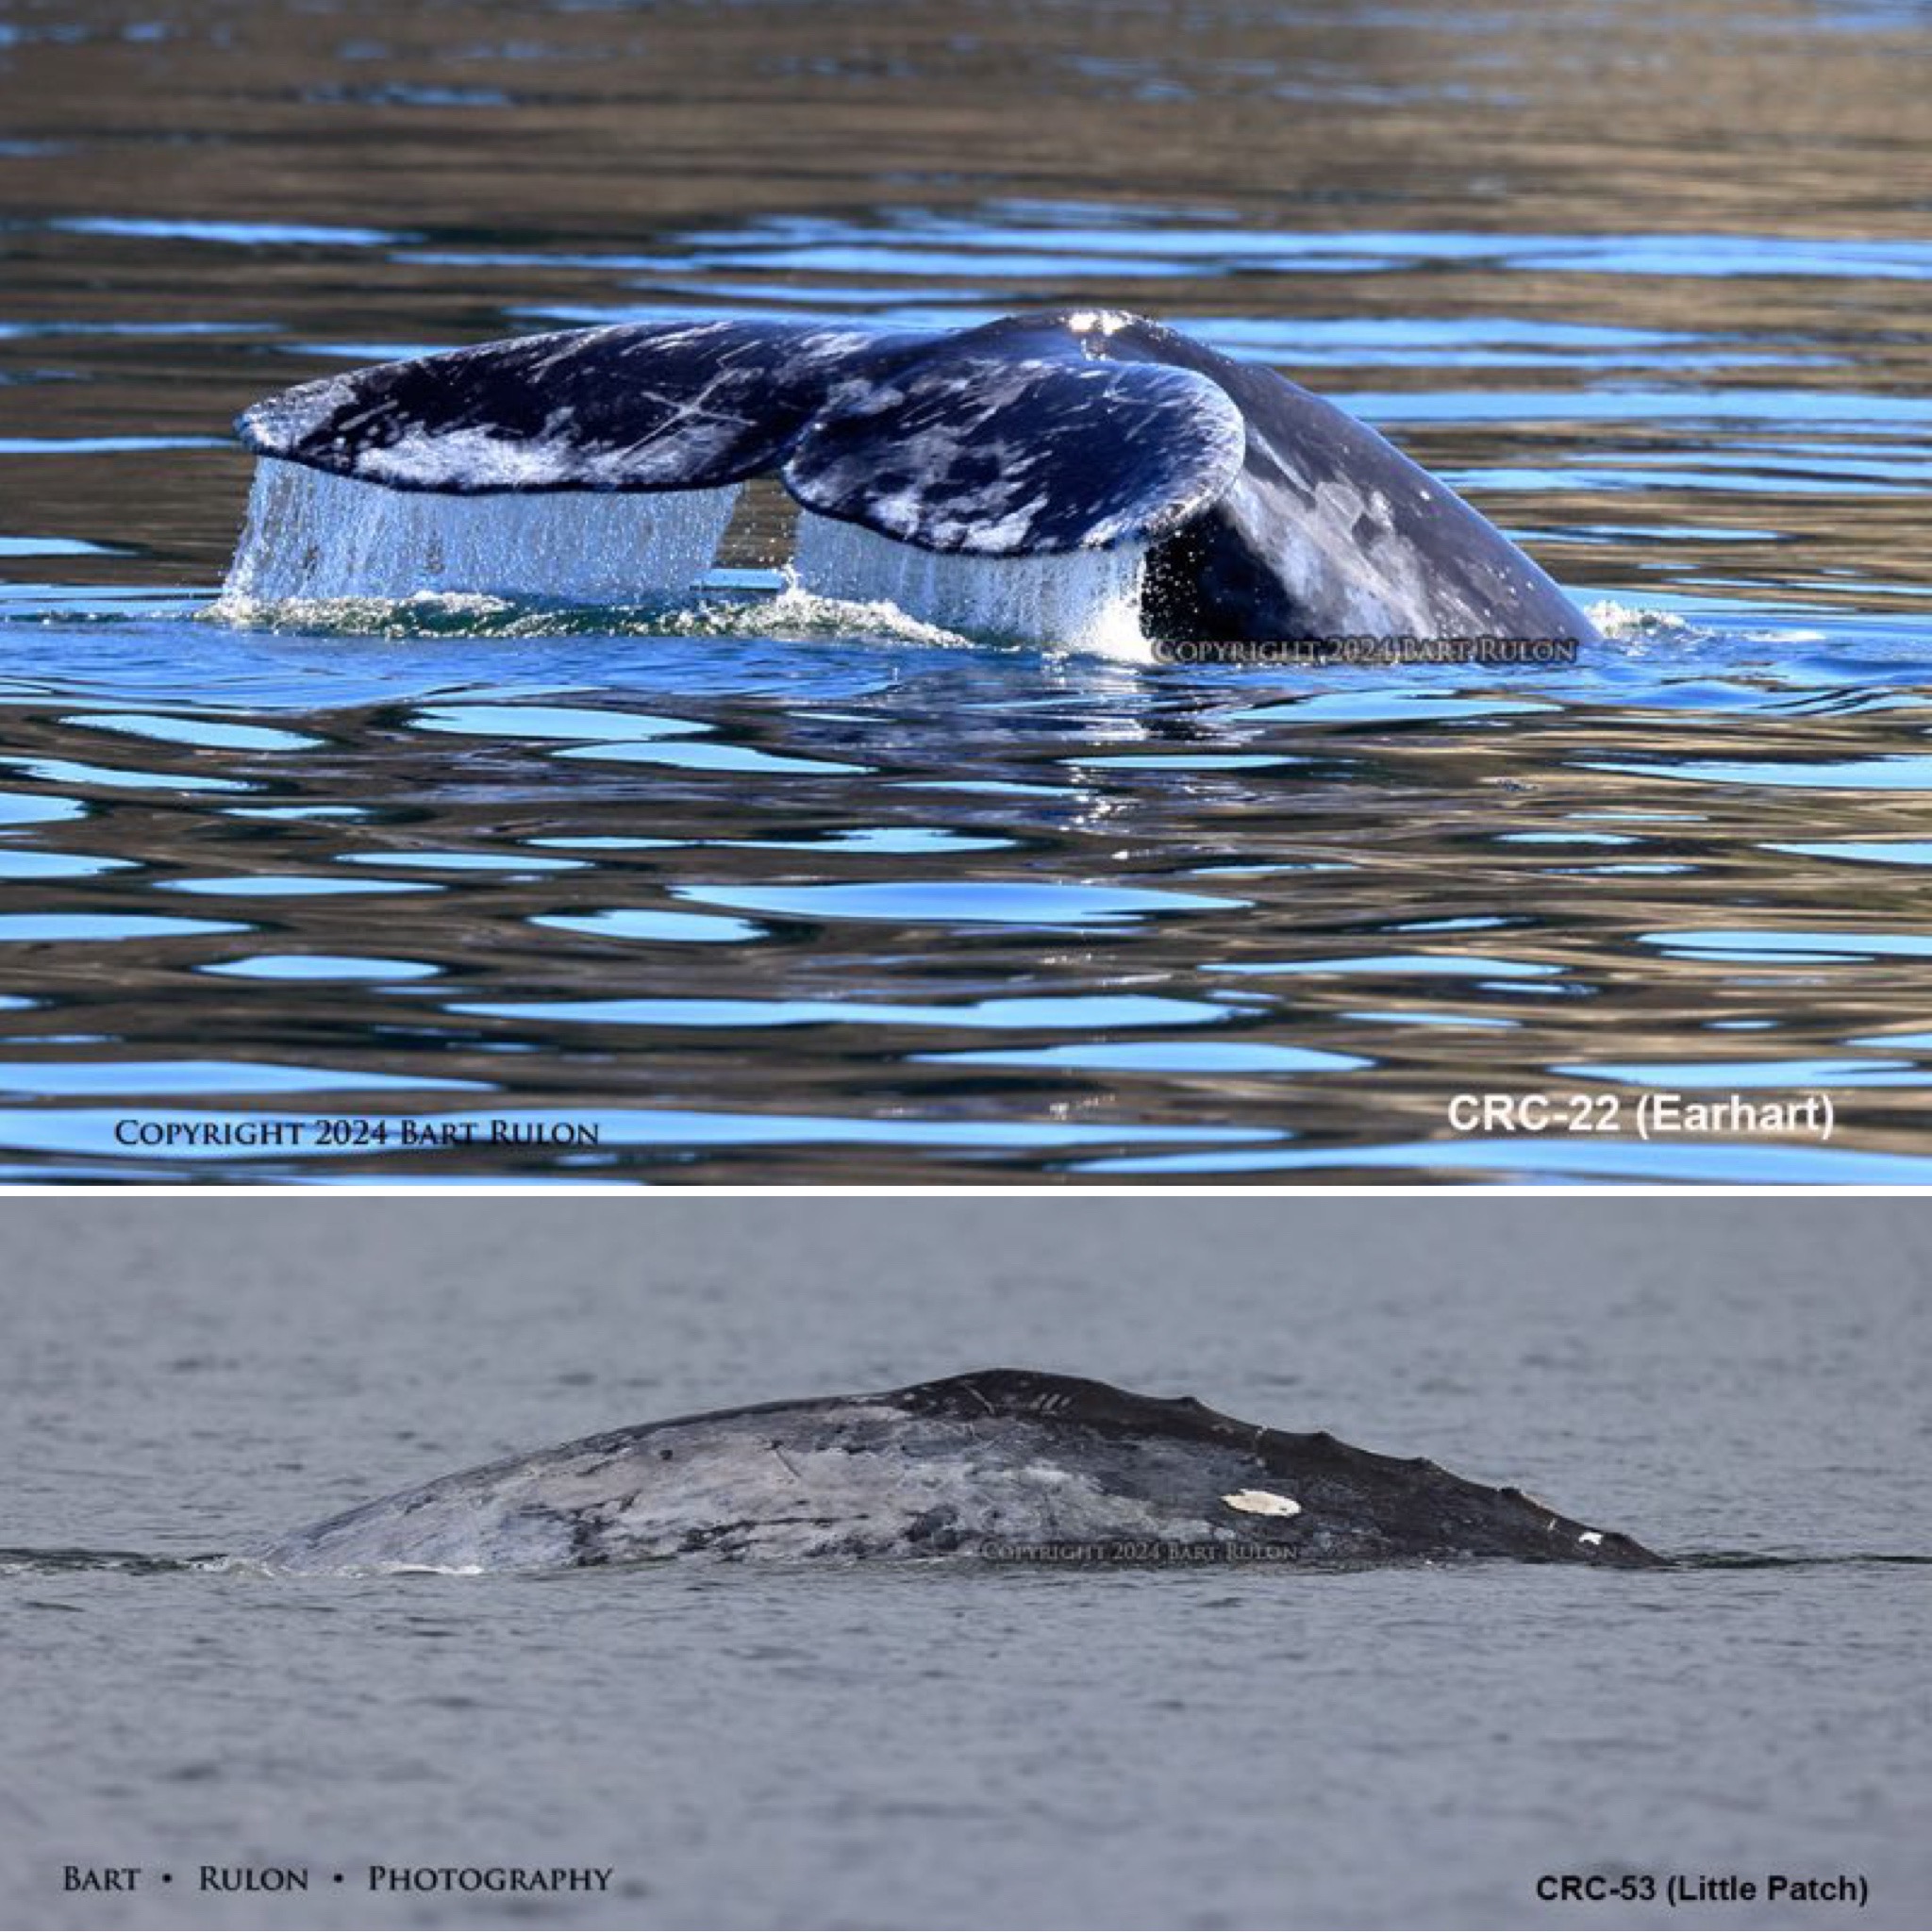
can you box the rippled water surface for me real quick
[4,0,1932,1182]
[4,1201,1929,1928]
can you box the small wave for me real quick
[670,579,978,650]
[211,1554,491,1579]
[1670,1550,1932,1572]
[1587,598,1708,645]
[199,581,974,647]
[0,1544,490,1579]
[0,1544,210,1577]
[205,589,526,635]
[207,582,1674,665]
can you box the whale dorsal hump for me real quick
[235,319,929,494]
[781,317,1245,556]
[888,1368,1253,1439]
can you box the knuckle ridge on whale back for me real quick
[245,1371,1661,1575]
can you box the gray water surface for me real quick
[1,1201,1925,1928]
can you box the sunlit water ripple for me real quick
[3,0,1930,1184]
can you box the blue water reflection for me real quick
[5,7,1932,1181]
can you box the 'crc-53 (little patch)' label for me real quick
[1536,1872,1868,1908]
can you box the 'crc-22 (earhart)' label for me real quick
[1446,1091,1833,1141]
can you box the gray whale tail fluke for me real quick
[225,310,1598,652]
[250,1370,1661,1575]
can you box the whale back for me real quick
[248,1370,1660,1574]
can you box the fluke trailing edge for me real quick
[227,309,1598,648]
[250,1371,1660,1574]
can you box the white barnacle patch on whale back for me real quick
[218,458,740,607]
[1578,1530,1604,1547]
[790,509,1150,659]
[1222,1489,1302,1518]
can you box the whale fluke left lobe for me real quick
[237,320,913,494]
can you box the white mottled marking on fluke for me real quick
[1222,1489,1302,1518]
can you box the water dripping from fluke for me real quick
[210,461,1156,656]
[791,510,1151,658]
[214,459,741,609]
